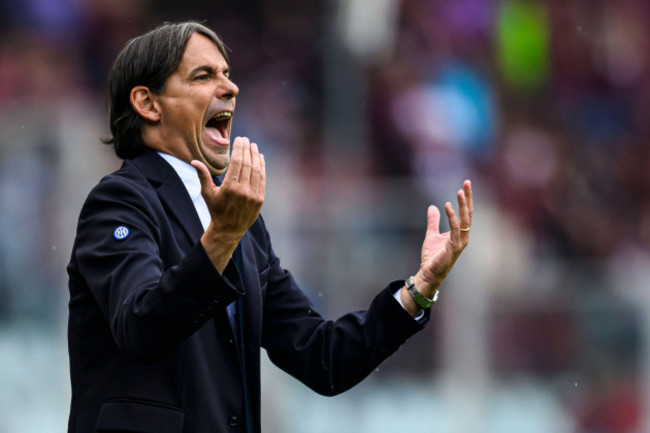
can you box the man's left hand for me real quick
[399,180,473,315]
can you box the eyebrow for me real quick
[188,65,229,77]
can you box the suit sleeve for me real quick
[258,218,429,396]
[73,176,243,361]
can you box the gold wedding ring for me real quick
[460,227,471,232]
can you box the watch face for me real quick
[406,276,415,289]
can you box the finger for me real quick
[258,153,266,199]
[239,137,252,184]
[445,201,461,245]
[463,179,473,226]
[191,160,217,197]
[225,137,244,183]
[425,205,441,236]
[250,142,261,191]
[457,189,470,233]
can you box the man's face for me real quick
[153,33,238,175]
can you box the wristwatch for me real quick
[405,276,438,309]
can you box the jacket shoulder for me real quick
[74,160,162,244]
[82,160,157,209]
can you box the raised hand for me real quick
[191,137,266,272]
[416,180,472,296]
[399,180,473,315]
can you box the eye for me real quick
[194,74,210,82]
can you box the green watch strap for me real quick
[405,276,438,309]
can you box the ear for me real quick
[130,86,160,122]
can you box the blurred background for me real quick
[0,0,648,431]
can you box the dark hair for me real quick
[102,22,229,159]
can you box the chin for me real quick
[206,161,229,176]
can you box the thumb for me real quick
[191,160,217,197]
[425,205,441,236]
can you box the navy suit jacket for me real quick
[67,150,428,433]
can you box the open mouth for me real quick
[205,111,232,144]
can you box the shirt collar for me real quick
[157,152,202,201]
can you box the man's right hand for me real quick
[191,136,266,273]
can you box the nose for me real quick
[219,77,239,101]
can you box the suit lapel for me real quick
[157,180,204,244]
[129,150,204,246]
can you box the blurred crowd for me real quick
[366,2,647,431]
[0,0,647,432]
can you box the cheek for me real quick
[162,100,195,128]
[170,92,203,116]
[160,90,208,137]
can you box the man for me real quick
[67,22,473,433]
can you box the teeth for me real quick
[212,112,232,120]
